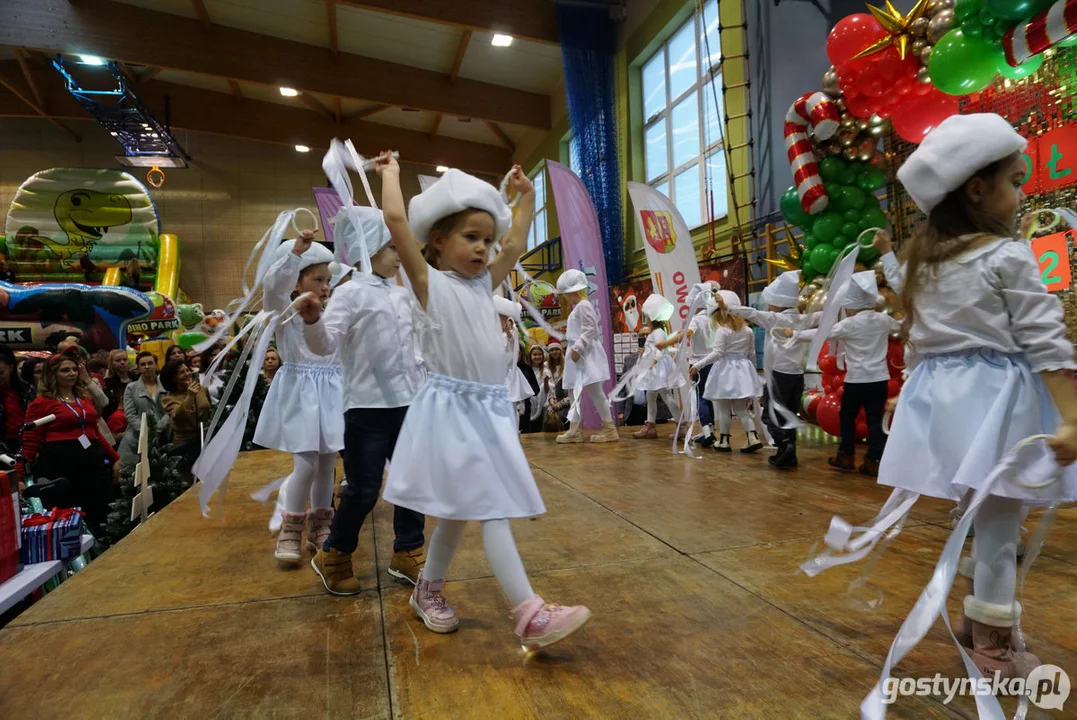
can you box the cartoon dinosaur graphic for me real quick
[40,189,134,267]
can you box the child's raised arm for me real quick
[377,151,429,309]
[489,166,535,290]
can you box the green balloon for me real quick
[997,52,1043,80]
[1061,34,1077,48]
[929,29,1004,96]
[860,208,888,231]
[844,209,860,222]
[963,19,983,36]
[859,246,881,265]
[828,184,848,211]
[802,233,819,250]
[841,222,861,242]
[865,168,886,191]
[819,157,846,182]
[984,0,1053,22]
[839,169,856,185]
[955,0,984,21]
[810,244,838,274]
[842,185,866,209]
[780,186,812,227]
[979,8,997,25]
[812,212,844,243]
[862,193,881,210]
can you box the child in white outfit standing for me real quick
[300,203,427,594]
[805,115,1077,709]
[691,290,763,453]
[789,271,898,476]
[352,154,591,650]
[556,269,619,443]
[256,233,345,564]
[630,294,687,439]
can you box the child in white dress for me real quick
[322,154,591,650]
[630,294,687,439]
[494,296,536,418]
[804,114,1077,712]
[255,233,345,565]
[555,269,619,443]
[691,290,763,453]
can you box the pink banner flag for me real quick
[312,187,344,247]
[546,160,615,429]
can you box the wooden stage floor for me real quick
[4,425,1077,719]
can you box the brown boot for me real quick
[590,420,621,443]
[632,421,658,439]
[274,511,306,565]
[306,507,333,553]
[858,458,880,477]
[828,452,856,472]
[311,548,361,595]
[965,596,1041,679]
[389,547,426,585]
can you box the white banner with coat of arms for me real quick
[626,182,701,331]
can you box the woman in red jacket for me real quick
[24,346,120,534]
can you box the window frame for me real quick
[528,163,549,251]
[641,0,726,230]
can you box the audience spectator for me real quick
[118,351,167,466]
[160,359,211,483]
[0,345,34,453]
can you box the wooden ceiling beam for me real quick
[334,0,558,45]
[190,0,212,29]
[12,48,46,110]
[351,103,389,120]
[0,71,80,142]
[485,120,514,153]
[299,92,335,121]
[333,96,342,123]
[430,112,442,140]
[449,30,470,85]
[0,0,551,129]
[142,67,164,83]
[227,78,243,101]
[326,0,339,60]
[0,60,510,174]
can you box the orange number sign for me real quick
[1031,231,1072,292]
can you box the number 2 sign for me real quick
[1031,231,1072,292]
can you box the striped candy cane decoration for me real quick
[1003,0,1077,67]
[785,91,841,215]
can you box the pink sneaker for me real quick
[512,596,592,651]
[274,512,306,565]
[409,578,459,634]
[306,507,333,553]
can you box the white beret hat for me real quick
[761,270,801,309]
[843,270,880,310]
[897,113,1027,214]
[686,281,720,311]
[408,169,512,246]
[492,295,522,324]
[717,289,742,309]
[332,205,392,267]
[274,239,334,272]
[642,294,674,322]
[556,269,589,294]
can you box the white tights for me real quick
[972,495,1025,606]
[281,451,336,513]
[421,519,534,608]
[568,382,613,424]
[712,398,755,435]
[646,389,678,423]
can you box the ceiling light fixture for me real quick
[79,54,107,66]
[436,166,449,173]
[295,145,311,153]
[279,87,299,97]
[491,34,515,47]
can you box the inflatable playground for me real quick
[0,168,223,357]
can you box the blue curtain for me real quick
[556,4,625,283]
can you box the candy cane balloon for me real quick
[785,91,841,215]
[1003,0,1077,67]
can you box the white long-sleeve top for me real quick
[732,307,820,375]
[898,238,1076,373]
[879,251,904,293]
[563,298,609,388]
[793,311,900,383]
[303,272,421,409]
[686,311,714,363]
[696,324,756,369]
[265,253,340,368]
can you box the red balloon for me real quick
[822,374,834,393]
[819,355,838,375]
[827,14,888,69]
[887,339,906,377]
[831,375,845,394]
[887,378,901,398]
[807,393,823,421]
[890,88,960,144]
[843,92,878,118]
[856,421,869,440]
[835,386,844,399]
[816,394,843,437]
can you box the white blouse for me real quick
[733,308,820,375]
[795,311,900,384]
[264,253,339,368]
[696,325,756,369]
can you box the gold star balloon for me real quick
[853,0,931,61]
[765,227,804,274]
